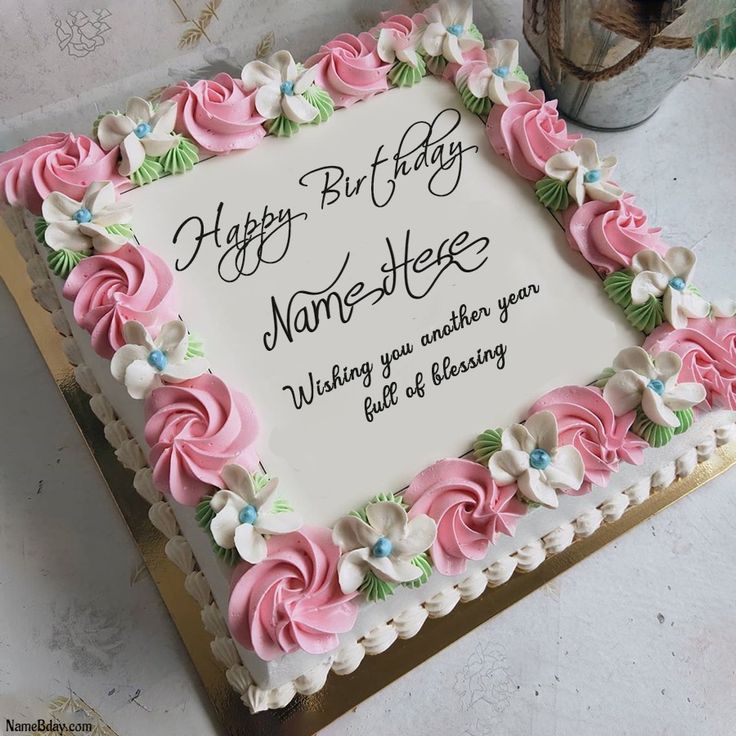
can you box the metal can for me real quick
[523,0,697,130]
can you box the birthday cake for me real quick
[2,0,736,714]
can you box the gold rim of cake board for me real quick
[3,222,736,736]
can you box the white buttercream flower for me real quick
[97,97,179,176]
[209,465,302,564]
[332,501,436,593]
[489,411,585,508]
[603,346,706,428]
[376,24,421,68]
[421,0,483,65]
[630,247,710,329]
[41,181,132,254]
[241,50,319,124]
[544,138,623,206]
[465,39,529,106]
[110,320,208,399]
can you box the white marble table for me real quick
[2,22,736,736]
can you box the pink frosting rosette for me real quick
[228,526,359,660]
[0,132,124,215]
[644,317,736,410]
[62,245,177,359]
[144,374,259,506]
[404,458,526,576]
[530,386,647,494]
[486,89,580,181]
[305,32,390,108]
[374,12,418,42]
[566,194,669,276]
[160,73,266,154]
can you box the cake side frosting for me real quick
[3,0,736,714]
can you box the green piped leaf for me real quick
[47,248,87,278]
[359,570,396,602]
[302,85,334,123]
[695,19,720,57]
[272,497,294,514]
[424,54,448,77]
[252,472,273,492]
[603,269,634,308]
[105,222,134,239]
[35,217,48,244]
[402,552,432,589]
[350,493,407,523]
[195,495,215,529]
[718,11,736,59]
[473,428,503,465]
[265,114,301,137]
[373,492,407,509]
[632,408,675,448]
[625,296,664,334]
[197,492,241,565]
[159,137,199,174]
[185,333,205,360]
[514,65,530,86]
[388,55,426,88]
[129,156,163,186]
[467,23,484,43]
[593,366,616,389]
[534,176,570,211]
[457,80,491,116]
[91,110,115,141]
[212,540,240,566]
[674,407,694,435]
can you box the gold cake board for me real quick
[2,220,735,736]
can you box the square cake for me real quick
[2,0,735,714]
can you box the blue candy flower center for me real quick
[584,168,601,183]
[447,23,464,36]
[239,504,258,525]
[371,536,393,558]
[669,276,686,291]
[73,207,92,224]
[647,379,665,395]
[280,80,295,96]
[147,349,168,372]
[134,122,152,139]
[529,448,551,470]
[492,66,510,78]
